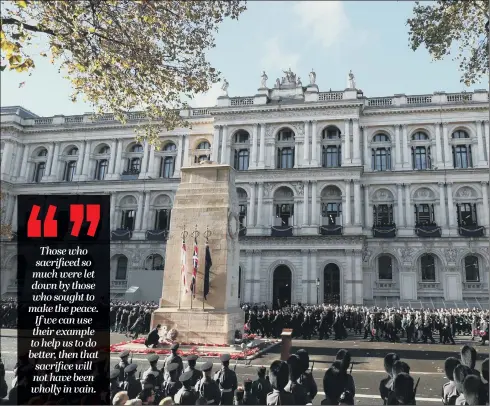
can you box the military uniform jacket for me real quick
[284,380,312,405]
[298,371,318,399]
[266,389,296,405]
[196,377,221,405]
[114,360,129,382]
[163,379,182,400]
[122,376,141,400]
[174,387,198,405]
[142,366,161,383]
[379,376,393,404]
[441,381,459,405]
[252,377,272,405]
[184,366,202,387]
[163,354,183,378]
[215,367,238,404]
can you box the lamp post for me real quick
[316,277,320,305]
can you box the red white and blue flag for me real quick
[181,238,188,294]
[190,236,199,297]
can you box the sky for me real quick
[1,1,487,117]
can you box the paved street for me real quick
[1,329,487,405]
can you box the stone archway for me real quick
[272,265,292,309]
[323,263,340,305]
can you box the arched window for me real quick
[415,203,435,225]
[34,162,46,182]
[95,159,108,180]
[452,130,469,139]
[453,145,472,168]
[197,141,211,150]
[98,145,110,154]
[322,127,341,140]
[378,255,393,280]
[38,149,48,157]
[322,146,341,168]
[163,143,177,152]
[115,256,128,280]
[67,147,78,156]
[161,156,175,178]
[63,161,77,182]
[420,254,436,281]
[131,144,143,152]
[464,256,479,282]
[412,132,429,141]
[277,129,293,142]
[128,157,141,172]
[373,134,389,142]
[234,131,249,143]
[145,254,164,270]
[276,129,295,169]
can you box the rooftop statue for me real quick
[221,79,229,96]
[309,69,316,85]
[260,71,268,88]
[348,70,356,89]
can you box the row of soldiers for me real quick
[0,300,17,328]
[242,304,490,345]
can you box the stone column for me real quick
[212,126,220,163]
[311,181,318,226]
[310,249,318,302]
[174,137,182,177]
[344,120,351,163]
[362,126,369,168]
[1,141,13,176]
[136,192,144,230]
[404,184,412,227]
[114,140,124,175]
[447,182,455,227]
[258,125,266,169]
[354,251,363,304]
[248,182,256,227]
[434,123,443,168]
[220,125,228,164]
[364,184,371,228]
[344,180,351,225]
[481,181,489,227]
[294,140,299,168]
[11,194,18,231]
[476,120,487,166]
[139,141,150,178]
[182,135,190,167]
[245,252,253,302]
[19,144,30,180]
[302,181,309,225]
[110,192,117,230]
[303,121,309,166]
[311,121,318,166]
[302,249,309,304]
[12,143,23,179]
[402,125,409,168]
[344,251,353,304]
[250,124,258,169]
[5,193,13,225]
[442,123,452,167]
[81,141,91,178]
[397,183,404,226]
[353,180,361,225]
[108,139,117,174]
[352,119,361,165]
[438,182,447,227]
[141,192,150,230]
[42,143,54,180]
[253,250,261,303]
[76,141,86,176]
[50,143,61,181]
[257,182,264,226]
[145,144,155,177]
[485,121,490,161]
[394,125,402,169]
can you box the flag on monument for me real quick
[181,238,188,294]
[203,243,212,300]
[190,237,198,297]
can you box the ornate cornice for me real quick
[235,168,361,182]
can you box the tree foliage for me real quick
[0,192,13,239]
[407,0,488,86]
[1,0,246,144]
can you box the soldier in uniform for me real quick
[142,354,161,386]
[195,361,221,405]
[109,368,121,404]
[163,363,182,401]
[243,379,258,405]
[266,360,296,405]
[296,349,317,400]
[122,363,141,400]
[184,354,202,387]
[379,353,400,405]
[163,343,184,380]
[175,370,198,405]
[252,367,272,405]
[441,357,461,405]
[391,372,415,405]
[114,350,131,382]
[214,353,238,405]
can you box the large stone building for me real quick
[1,70,489,308]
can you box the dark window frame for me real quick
[121,209,135,230]
[464,256,480,282]
[421,254,436,281]
[154,209,171,231]
[115,257,128,280]
[378,255,393,280]
[34,162,46,183]
[95,159,108,180]
[63,160,77,182]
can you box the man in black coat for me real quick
[145,324,161,348]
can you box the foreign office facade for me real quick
[1,79,489,308]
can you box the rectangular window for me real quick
[155,209,170,230]
[415,204,434,225]
[276,203,293,226]
[239,204,247,228]
[161,157,175,178]
[63,161,76,182]
[374,204,393,225]
[458,203,477,226]
[322,202,342,225]
[121,210,135,230]
[34,162,46,183]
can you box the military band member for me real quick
[266,360,296,405]
[251,367,272,405]
[296,349,317,400]
[195,361,221,405]
[122,363,140,400]
[184,354,202,387]
[163,363,182,401]
[214,353,238,405]
[175,370,198,405]
[114,350,131,382]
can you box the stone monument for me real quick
[151,163,243,344]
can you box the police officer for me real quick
[122,363,141,400]
[184,354,202,387]
[163,363,182,401]
[175,370,198,405]
[163,343,183,380]
[214,353,238,405]
[109,368,121,403]
[114,350,131,382]
[143,354,161,386]
[195,361,221,405]
[251,367,272,405]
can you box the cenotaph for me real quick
[151,163,244,344]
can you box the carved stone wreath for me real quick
[444,248,457,263]
[458,187,472,198]
[399,248,415,262]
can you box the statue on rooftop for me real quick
[221,79,229,96]
[296,76,302,87]
[275,78,281,88]
[260,71,268,88]
[309,69,316,85]
[348,70,356,89]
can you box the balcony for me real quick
[372,224,397,238]
[146,229,168,241]
[418,281,440,290]
[463,282,487,290]
[271,225,293,237]
[111,280,128,289]
[375,281,397,289]
[239,227,247,237]
[120,169,140,180]
[458,224,485,238]
[415,224,442,238]
[319,225,343,236]
[111,229,132,241]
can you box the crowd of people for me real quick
[110,301,159,338]
[241,303,490,345]
[0,299,16,329]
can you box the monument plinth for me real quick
[151,163,243,344]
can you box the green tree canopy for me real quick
[407,0,488,86]
[1,0,246,144]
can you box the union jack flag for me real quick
[190,236,198,297]
[181,239,188,294]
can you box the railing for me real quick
[415,224,442,238]
[319,92,343,101]
[127,112,147,120]
[192,109,210,116]
[34,118,53,125]
[111,229,132,241]
[318,225,343,236]
[230,97,254,106]
[458,225,485,237]
[375,281,396,289]
[121,169,140,176]
[372,224,397,238]
[367,98,393,107]
[407,96,432,104]
[146,229,168,241]
[64,116,84,123]
[271,225,293,237]
[95,114,116,122]
[447,93,473,103]
[111,280,128,289]
[463,282,485,290]
[418,282,440,289]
